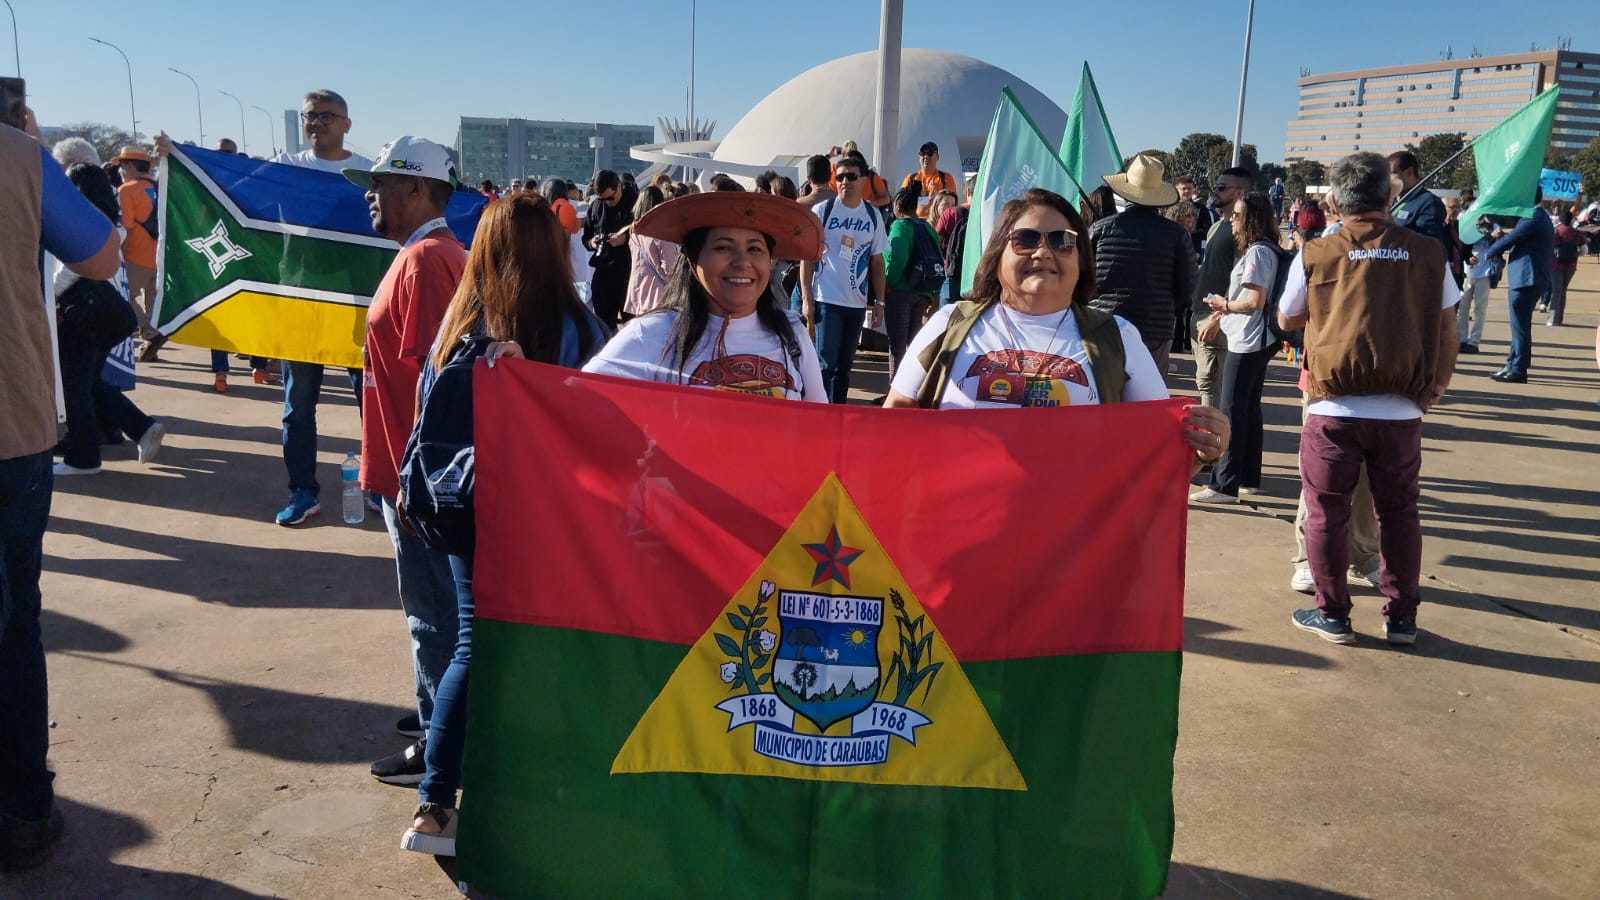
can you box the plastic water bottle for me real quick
[342,452,364,524]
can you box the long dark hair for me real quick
[965,189,1096,309]
[1233,191,1281,255]
[431,194,596,370]
[66,163,119,223]
[656,227,791,382]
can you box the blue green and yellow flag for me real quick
[153,145,484,367]
[960,88,1086,294]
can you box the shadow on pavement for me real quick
[41,608,132,654]
[1166,862,1370,898]
[45,517,396,611]
[1184,618,1333,669]
[0,796,270,898]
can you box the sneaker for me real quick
[213,373,227,393]
[371,739,426,786]
[136,422,166,465]
[1290,567,1315,594]
[1384,618,1418,646]
[1292,608,1356,645]
[253,367,281,385]
[1348,564,1380,588]
[275,491,321,527]
[53,461,102,476]
[1239,486,1266,497]
[396,712,425,739]
[1458,342,1478,354]
[401,804,457,857]
[1190,488,1237,504]
[366,491,383,515]
[0,808,64,872]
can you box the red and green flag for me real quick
[461,363,1189,898]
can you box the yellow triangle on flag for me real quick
[612,473,1025,790]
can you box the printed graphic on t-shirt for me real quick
[963,351,1089,407]
[690,353,796,398]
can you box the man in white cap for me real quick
[342,136,468,787]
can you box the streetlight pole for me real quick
[88,37,136,139]
[1230,0,1255,167]
[252,105,277,156]
[3,0,19,76]
[168,67,203,146]
[220,89,246,154]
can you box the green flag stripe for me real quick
[1457,87,1561,243]
[458,620,1177,899]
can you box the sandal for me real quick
[400,802,457,857]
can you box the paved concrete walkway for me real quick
[4,262,1597,898]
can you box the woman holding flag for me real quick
[883,188,1228,467]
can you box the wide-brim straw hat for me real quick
[633,192,824,262]
[111,145,151,164]
[1103,153,1179,208]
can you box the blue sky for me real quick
[12,0,1596,164]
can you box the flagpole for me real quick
[873,0,904,189]
[1392,142,1476,209]
[1230,0,1255,167]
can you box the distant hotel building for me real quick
[455,118,654,188]
[1285,50,1600,166]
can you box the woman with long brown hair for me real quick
[401,193,607,858]
[1193,191,1281,503]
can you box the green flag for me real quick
[960,88,1085,293]
[1059,62,1124,198]
[1458,86,1561,243]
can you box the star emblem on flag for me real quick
[802,526,864,588]
[185,220,253,278]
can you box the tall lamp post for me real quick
[168,67,203,146]
[3,0,18,75]
[252,104,278,156]
[219,89,246,154]
[1230,0,1256,167]
[88,37,136,139]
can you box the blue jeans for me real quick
[281,361,362,496]
[1504,284,1542,375]
[59,339,154,469]
[381,497,459,726]
[420,553,474,808]
[814,302,866,404]
[0,451,54,825]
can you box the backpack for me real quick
[135,180,159,241]
[904,220,946,293]
[913,300,1127,408]
[57,278,139,352]
[943,207,970,295]
[398,335,492,558]
[1554,237,1579,265]
[1257,242,1303,350]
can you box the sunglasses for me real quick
[1211,184,1228,192]
[301,111,345,125]
[835,172,861,182]
[1007,228,1077,251]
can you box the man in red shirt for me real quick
[342,136,467,786]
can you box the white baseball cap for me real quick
[343,135,458,190]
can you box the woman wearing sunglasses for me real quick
[883,189,1228,465]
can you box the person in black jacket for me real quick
[583,169,635,330]
[1088,154,1195,375]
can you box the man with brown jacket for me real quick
[1276,152,1459,647]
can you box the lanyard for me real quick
[404,217,450,248]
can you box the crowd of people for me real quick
[2,80,1593,873]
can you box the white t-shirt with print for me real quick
[583,310,827,403]
[809,197,886,309]
[272,148,375,174]
[1220,242,1279,353]
[1280,248,1461,420]
[890,303,1169,409]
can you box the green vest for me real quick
[913,299,1127,409]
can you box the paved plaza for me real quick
[5,263,1597,899]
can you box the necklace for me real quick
[997,302,1073,380]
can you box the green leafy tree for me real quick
[1258,162,1287,192]
[1449,146,1478,191]
[1169,133,1229,189]
[1120,149,1172,174]
[1572,136,1600,198]
[1286,159,1327,197]
[1404,132,1466,187]
[51,121,141,165]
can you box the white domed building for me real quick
[634,49,1066,191]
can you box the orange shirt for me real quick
[902,170,957,218]
[360,233,468,498]
[117,177,158,268]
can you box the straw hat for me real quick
[111,146,151,165]
[1103,153,1178,208]
[633,192,824,262]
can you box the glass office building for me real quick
[1285,50,1600,166]
[456,118,655,188]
